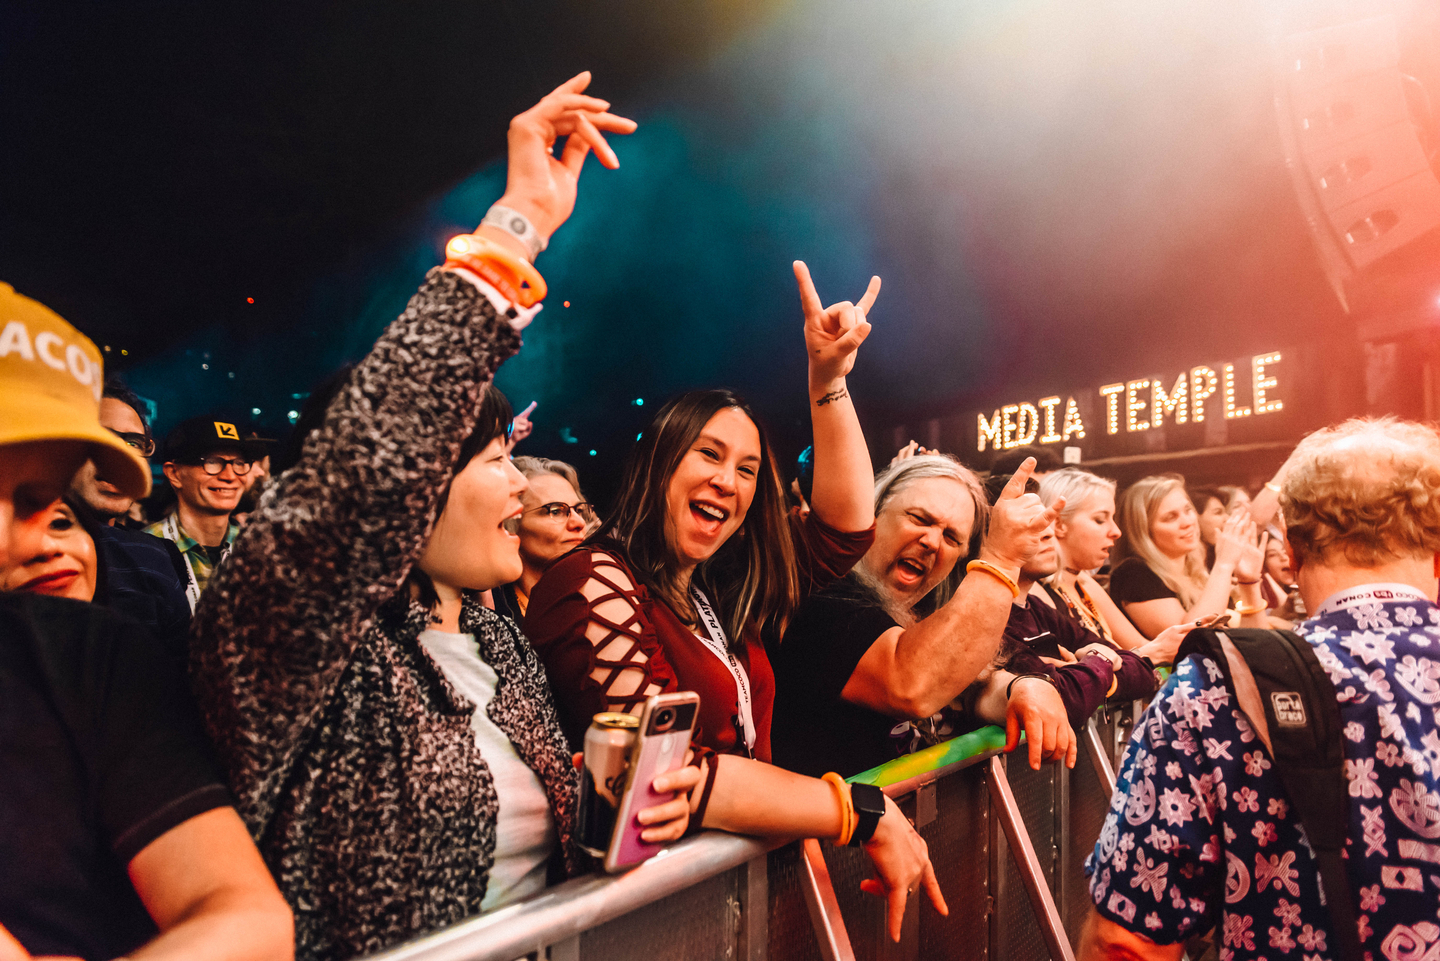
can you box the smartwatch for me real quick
[848,783,886,846]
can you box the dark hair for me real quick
[983,471,1040,506]
[1186,485,1224,514]
[102,377,150,438]
[990,445,1062,476]
[407,384,514,613]
[591,389,798,646]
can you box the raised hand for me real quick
[793,260,879,395]
[508,401,537,451]
[1214,510,1258,574]
[1234,527,1268,585]
[857,795,948,941]
[488,72,637,250]
[981,458,1063,572]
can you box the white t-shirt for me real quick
[418,629,558,911]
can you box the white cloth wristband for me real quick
[482,205,547,261]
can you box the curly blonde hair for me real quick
[1281,417,1440,567]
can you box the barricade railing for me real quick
[364,705,1140,961]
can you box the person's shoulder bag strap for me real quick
[1174,627,1363,961]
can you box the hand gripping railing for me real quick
[363,712,1133,961]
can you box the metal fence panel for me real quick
[360,712,1145,961]
[766,842,825,961]
[1061,734,1109,944]
[579,866,743,961]
[992,755,1059,961]
[918,766,990,961]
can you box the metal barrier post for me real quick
[1084,719,1117,796]
[801,838,858,961]
[987,756,1077,961]
[741,855,767,961]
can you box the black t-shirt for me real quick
[1107,558,1178,607]
[770,575,905,778]
[0,593,232,959]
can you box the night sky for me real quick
[6,0,1439,499]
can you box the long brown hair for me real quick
[591,389,800,647]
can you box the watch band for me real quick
[848,783,886,847]
[482,205,547,261]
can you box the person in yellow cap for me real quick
[0,282,294,960]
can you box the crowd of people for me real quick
[3,74,1438,961]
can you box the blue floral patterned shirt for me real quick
[1087,587,1440,960]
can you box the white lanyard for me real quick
[160,513,203,612]
[690,586,756,752]
[1313,583,1431,618]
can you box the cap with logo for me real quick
[0,282,151,498]
[162,417,265,463]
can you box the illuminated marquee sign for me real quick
[977,351,1283,452]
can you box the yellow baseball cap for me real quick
[0,282,151,499]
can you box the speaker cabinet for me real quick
[1277,16,1440,289]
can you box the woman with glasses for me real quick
[492,457,596,621]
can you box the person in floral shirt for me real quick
[1079,417,1440,961]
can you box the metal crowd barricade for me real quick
[363,707,1141,961]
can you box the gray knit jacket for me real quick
[191,270,582,961]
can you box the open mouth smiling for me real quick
[691,501,729,524]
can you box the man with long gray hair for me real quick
[771,455,1077,778]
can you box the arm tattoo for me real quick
[815,387,849,407]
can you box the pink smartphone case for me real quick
[604,700,696,872]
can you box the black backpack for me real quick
[1173,628,1362,961]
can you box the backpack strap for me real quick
[1173,628,1363,961]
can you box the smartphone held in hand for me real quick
[603,692,700,873]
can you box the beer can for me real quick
[577,712,639,857]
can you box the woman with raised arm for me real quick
[189,77,699,961]
[524,263,947,942]
[1106,473,1268,640]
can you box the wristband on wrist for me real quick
[848,783,886,847]
[822,772,854,846]
[482,204,547,261]
[966,559,1021,598]
[1106,674,1120,697]
[1005,672,1054,700]
[1234,600,1267,616]
[445,233,548,307]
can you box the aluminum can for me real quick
[577,712,639,856]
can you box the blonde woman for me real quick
[1034,468,1188,665]
[1107,474,1267,639]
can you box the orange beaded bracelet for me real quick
[444,233,548,308]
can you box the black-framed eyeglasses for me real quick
[524,502,596,523]
[108,428,156,457]
[186,455,253,476]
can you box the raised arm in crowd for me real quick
[523,258,945,942]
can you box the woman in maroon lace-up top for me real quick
[526,264,949,940]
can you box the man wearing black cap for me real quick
[145,417,256,608]
[0,282,291,959]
